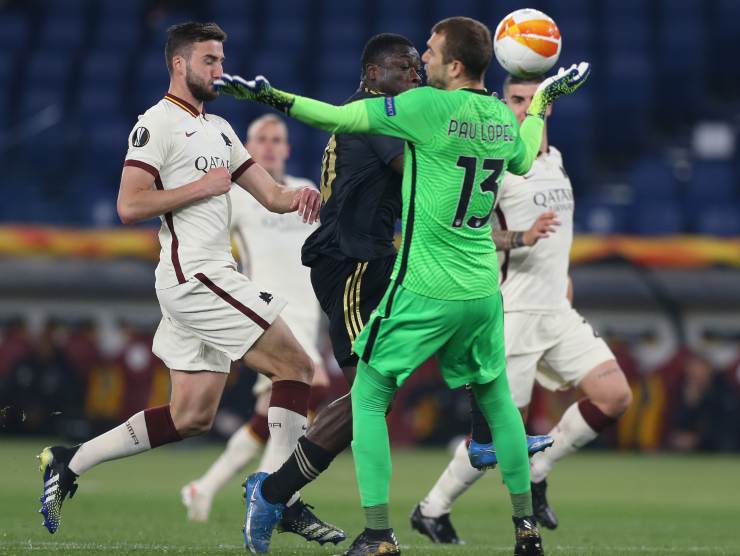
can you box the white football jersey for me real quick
[230,175,322,349]
[494,146,574,312]
[124,93,253,289]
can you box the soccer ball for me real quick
[493,8,562,78]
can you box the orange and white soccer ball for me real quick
[494,8,562,78]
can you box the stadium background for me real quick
[1,1,740,555]
[1,0,740,460]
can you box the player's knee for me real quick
[609,381,633,417]
[172,409,215,437]
[595,371,632,418]
[181,417,214,437]
[298,352,314,383]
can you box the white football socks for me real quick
[420,438,486,518]
[261,406,307,507]
[69,410,151,475]
[530,401,597,483]
[262,406,308,473]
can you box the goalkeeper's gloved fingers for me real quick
[215,74,295,114]
[214,73,271,97]
[559,61,591,89]
[540,61,591,94]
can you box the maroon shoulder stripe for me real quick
[124,159,159,179]
[232,158,256,181]
[194,273,270,330]
[164,93,201,117]
[494,207,510,284]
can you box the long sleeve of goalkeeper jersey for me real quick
[288,88,433,142]
[289,96,372,134]
[507,116,544,175]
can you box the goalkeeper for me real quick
[219,16,589,556]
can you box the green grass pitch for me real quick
[1,438,739,555]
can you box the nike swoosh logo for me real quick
[185,131,197,137]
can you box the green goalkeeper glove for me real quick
[527,62,591,119]
[215,73,296,114]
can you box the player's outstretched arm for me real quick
[492,210,560,250]
[216,74,371,134]
[117,166,232,224]
[510,62,591,175]
[234,163,320,223]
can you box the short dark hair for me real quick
[431,17,492,81]
[503,73,545,95]
[360,33,415,79]
[165,22,226,74]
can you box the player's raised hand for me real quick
[523,210,560,246]
[215,73,267,100]
[291,187,321,224]
[527,62,591,119]
[198,167,232,198]
[215,73,295,114]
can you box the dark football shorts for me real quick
[310,254,395,369]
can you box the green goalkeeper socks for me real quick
[511,491,534,518]
[351,361,397,512]
[364,504,390,530]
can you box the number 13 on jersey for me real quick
[452,156,504,229]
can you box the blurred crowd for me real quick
[1,316,738,453]
[1,0,739,231]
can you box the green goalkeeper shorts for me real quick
[353,283,506,389]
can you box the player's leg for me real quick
[37,283,236,534]
[253,257,392,510]
[530,360,630,482]
[343,284,467,556]
[246,356,344,547]
[470,376,543,556]
[169,269,315,478]
[240,316,324,553]
[182,342,330,524]
[440,294,542,555]
[414,312,545,544]
[255,360,329,477]
[241,314,313,477]
[243,311,371,553]
[38,368,227,533]
[466,312,556,469]
[529,309,631,529]
[341,360,401,555]
[182,382,271,522]
[470,375,531,505]
[247,315,335,480]
[190,269,315,471]
[73,369,226,470]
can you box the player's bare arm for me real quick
[234,163,321,223]
[117,165,231,224]
[492,210,560,250]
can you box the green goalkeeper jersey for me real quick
[290,85,543,300]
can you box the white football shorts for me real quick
[152,267,286,373]
[504,307,615,407]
